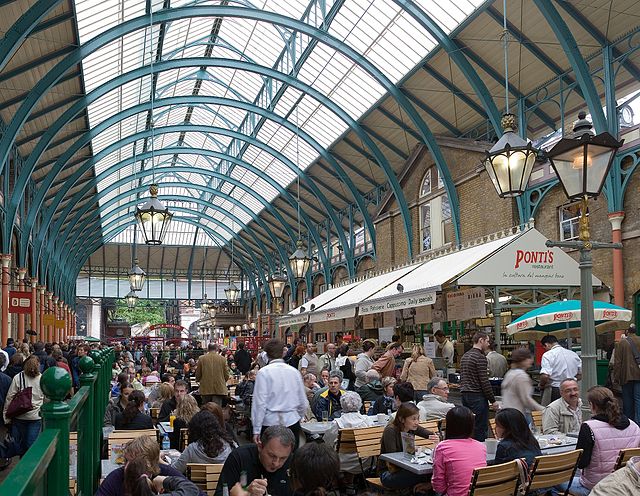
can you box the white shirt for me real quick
[540,344,582,387]
[437,340,454,364]
[251,359,309,434]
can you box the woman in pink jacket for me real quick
[432,406,486,496]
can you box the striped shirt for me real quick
[460,347,495,403]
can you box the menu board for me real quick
[446,288,487,321]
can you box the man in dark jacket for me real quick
[233,342,252,375]
[33,341,55,372]
[313,371,345,421]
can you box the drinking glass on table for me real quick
[321,411,329,423]
[169,415,176,428]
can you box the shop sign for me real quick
[277,314,308,328]
[9,291,32,314]
[457,228,601,287]
[358,290,436,315]
[55,319,66,329]
[309,306,355,323]
[446,287,486,321]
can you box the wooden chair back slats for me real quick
[337,429,356,454]
[614,447,640,470]
[187,463,224,495]
[468,460,520,496]
[353,427,384,460]
[531,410,543,431]
[150,407,160,425]
[489,418,497,438]
[107,429,158,457]
[527,449,583,491]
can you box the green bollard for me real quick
[90,350,103,475]
[79,356,97,495]
[40,366,73,496]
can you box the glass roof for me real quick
[73,0,485,247]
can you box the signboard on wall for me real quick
[446,287,487,321]
[458,228,601,287]
[43,313,56,326]
[9,291,32,314]
[379,326,394,343]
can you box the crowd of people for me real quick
[0,326,639,495]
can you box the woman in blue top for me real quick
[493,407,542,466]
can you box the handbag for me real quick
[5,373,34,420]
[514,458,530,496]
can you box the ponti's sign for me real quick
[458,228,601,288]
[514,250,554,269]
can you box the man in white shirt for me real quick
[252,338,309,448]
[434,330,454,365]
[539,335,582,406]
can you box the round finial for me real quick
[149,184,159,197]
[572,112,594,137]
[79,355,95,374]
[501,113,517,133]
[90,350,101,364]
[41,366,72,401]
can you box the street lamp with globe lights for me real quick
[543,112,623,397]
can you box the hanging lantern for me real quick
[134,184,173,245]
[288,239,311,280]
[128,258,146,291]
[268,273,287,300]
[125,291,138,309]
[483,114,538,198]
[225,281,240,303]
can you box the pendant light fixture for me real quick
[128,226,146,291]
[134,11,172,245]
[225,220,240,304]
[288,105,311,279]
[125,290,138,309]
[482,0,537,197]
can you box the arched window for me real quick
[419,168,453,252]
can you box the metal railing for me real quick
[0,348,113,496]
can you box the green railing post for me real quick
[40,366,73,496]
[90,350,103,476]
[78,356,97,495]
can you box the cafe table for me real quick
[379,435,578,475]
[301,415,390,435]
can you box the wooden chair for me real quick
[107,429,158,457]
[531,410,543,431]
[467,460,520,496]
[489,418,497,438]
[69,479,77,496]
[337,428,356,455]
[614,447,640,470]
[179,428,189,451]
[352,426,386,490]
[525,449,582,496]
[415,422,438,448]
[187,463,224,495]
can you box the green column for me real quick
[79,356,97,495]
[40,366,73,496]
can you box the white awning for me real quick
[359,232,518,314]
[308,265,418,323]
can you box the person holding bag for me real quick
[2,355,43,456]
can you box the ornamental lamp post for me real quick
[544,112,623,399]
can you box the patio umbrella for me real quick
[507,300,632,335]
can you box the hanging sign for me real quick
[309,306,355,323]
[9,291,32,314]
[55,320,66,329]
[42,313,56,326]
[358,290,436,315]
[446,287,487,321]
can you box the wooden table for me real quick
[380,436,578,475]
